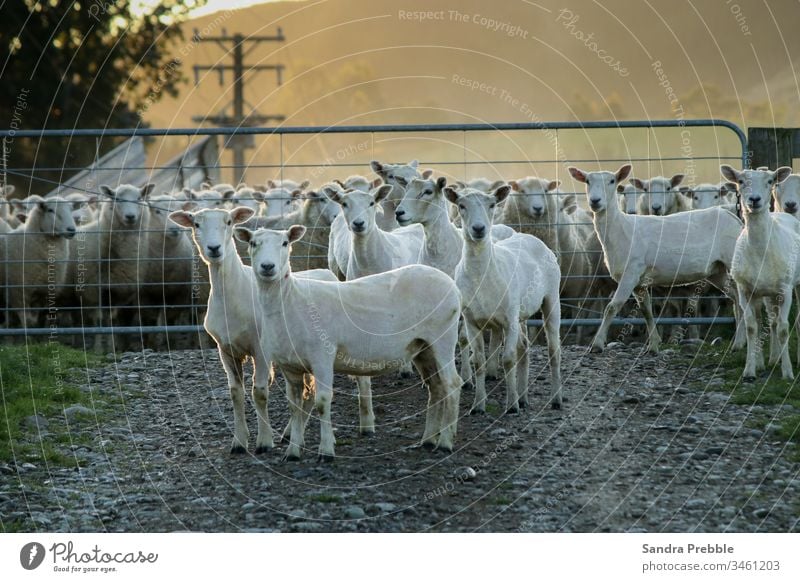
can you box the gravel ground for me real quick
[2,341,799,532]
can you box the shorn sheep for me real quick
[370,159,427,231]
[568,164,745,353]
[722,165,800,379]
[234,225,463,460]
[445,185,562,413]
[681,182,737,211]
[773,173,800,217]
[169,206,337,453]
[262,179,308,218]
[631,173,689,216]
[5,196,76,328]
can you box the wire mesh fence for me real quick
[0,120,747,348]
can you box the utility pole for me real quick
[191,29,286,184]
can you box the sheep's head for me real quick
[395,176,448,226]
[169,206,254,264]
[26,196,77,238]
[680,182,735,210]
[324,183,392,235]
[629,174,683,216]
[508,177,559,218]
[370,160,429,207]
[302,190,340,226]
[100,183,153,227]
[185,187,226,210]
[224,185,263,213]
[773,174,800,216]
[616,183,640,214]
[234,225,305,282]
[262,187,302,218]
[337,175,378,193]
[569,165,631,214]
[721,165,792,215]
[444,184,509,242]
[150,194,195,239]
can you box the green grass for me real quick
[309,494,342,504]
[0,342,104,465]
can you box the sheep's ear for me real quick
[443,187,460,205]
[547,180,561,192]
[230,206,255,224]
[181,201,198,211]
[3,185,14,196]
[370,178,382,188]
[237,183,248,190]
[421,169,434,179]
[374,184,393,203]
[99,185,116,198]
[86,194,99,207]
[16,212,27,223]
[615,164,632,183]
[436,176,447,191]
[508,180,520,192]
[630,178,646,191]
[287,224,306,243]
[720,164,740,183]
[201,181,212,189]
[233,227,254,244]
[679,186,693,197]
[370,161,385,175]
[168,211,195,229]
[489,180,506,191]
[222,189,236,200]
[409,159,419,169]
[568,167,588,183]
[290,189,303,199]
[251,190,265,202]
[333,179,345,187]
[669,174,685,189]
[775,166,793,184]
[492,185,511,204]
[298,180,310,190]
[561,193,578,214]
[266,180,277,189]
[321,186,342,204]
[306,190,320,199]
[454,180,467,190]
[140,183,155,198]
[616,184,625,194]
[721,181,737,194]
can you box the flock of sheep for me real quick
[2,158,800,459]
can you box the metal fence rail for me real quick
[0,120,747,345]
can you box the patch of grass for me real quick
[490,496,512,506]
[309,494,342,504]
[0,343,104,464]
[485,403,501,415]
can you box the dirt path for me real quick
[2,342,799,532]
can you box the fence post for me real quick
[747,127,795,171]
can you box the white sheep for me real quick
[262,179,308,218]
[631,173,689,216]
[722,165,800,379]
[568,164,745,353]
[169,206,338,452]
[617,183,641,214]
[445,185,562,413]
[5,196,76,328]
[680,182,738,211]
[234,224,463,460]
[370,160,427,231]
[64,192,99,226]
[221,184,265,215]
[773,173,800,217]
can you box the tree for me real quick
[0,0,205,194]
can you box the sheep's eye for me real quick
[286,200,292,205]
[424,190,432,195]
[194,223,200,228]
[644,188,649,192]
[387,174,394,180]
[342,202,348,208]
[739,180,744,185]
[396,178,407,185]
[227,220,232,226]
[369,201,375,207]
[489,203,496,209]
[250,241,256,248]
[609,178,615,185]
[768,179,773,185]
[459,204,466,210]
[282,241,288,247]
[47,208,55,213]
[714,195,719,199]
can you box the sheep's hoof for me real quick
[399,371,412,379]
[461,381,473,390]
[589,344,604,354]
[317,453,335,463]
[518,400,528,409]
[485,373,499,381]
[421,440,437,450]
[255,445,273,455]
[360,428,376,437]
[505,407,520,415]
[230,444,247,455]
[283,453,301,462]
[469,407,486,416]
[551,401,562,410]
[741,374,756,383]
[437,444,454,454]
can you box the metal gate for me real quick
[0,120,747,344]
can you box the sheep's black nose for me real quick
[395,209,406,218]
[66,226,76,233]
[472,224,486,237]
[207,245,221,255]
[786,201,797,211]
[124,213,136,222]
[260,262,275,274]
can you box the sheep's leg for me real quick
[312,365,336,461]
[775,290,794,380]
[502,322,522,414]
[413,352,444,449]
[794,287,800,367]
[542,293,563,409]
[485,330,502,380]
[764,297,781,366]
[457,320,473,388]
[739,288,761,379]
[515,329,530,409]
[633,286,661,353]
[251,350,274,454]
[434,354,462,453]
[399,360,414,379]
[465,320,487,414]
[591,273,640,353]
[355,376,375,435]
[711,271,745,350]
[282,370,309,460]
[218,349,248,454]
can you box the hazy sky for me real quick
[189,0,282,18]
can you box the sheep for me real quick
[722,165,800,379]
[238,189,340,271]
[773,173,800,217]
[169,206,338,452]
[568,164,745,353]
[234,224,462,460]
[500,177,593,343]
[631,173,689,216]
[445,185,562,413]
[617,183,641,214]
[5,196,76,328]
[64,192,99,226]
[325,183,424,281]
[222,184,264,215]
[1,184,16,226]
[448,178,506,225]
[680,182,738,211]
[177,187,226,209]
[262,179,308,218]
[370,159,428,230]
